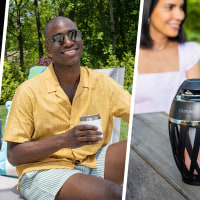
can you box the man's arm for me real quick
[7,125,102,166]
[108,78,131,123]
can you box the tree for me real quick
[2,0,140,103]
[34,0,44,58]
[109,0,116,54]
[15,0,25,69]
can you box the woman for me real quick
[134,0,200,114]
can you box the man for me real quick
[3,16,131,200]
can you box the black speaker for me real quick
[169,79,200,185]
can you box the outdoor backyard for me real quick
[0,0,139,143]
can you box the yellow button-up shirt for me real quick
[3,64,131,181]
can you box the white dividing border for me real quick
[122,0,144,199]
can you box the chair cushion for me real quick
[28,66,47,79]
[0,141,18,177]
[0,101,18,177]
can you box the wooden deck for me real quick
[125,112,200,200]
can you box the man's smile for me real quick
[61,47,79,56]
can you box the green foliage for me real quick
[120,119,129,141]
[0,62,28,104]
[85,51,134,94]
[120,52,134,93]
[6,0,139,66]
[2,0,139,103]
[184,1,200,43]
[0,105,8,137]
[102,52,134,93]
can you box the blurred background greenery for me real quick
[184,0,200,43]
[1,0,140,139]
[1,0,140,105]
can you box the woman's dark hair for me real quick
[140,0,187,49]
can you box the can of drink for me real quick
[80,114,103,138]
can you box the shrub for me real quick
[0,62,27,104]
[90,51,135,93]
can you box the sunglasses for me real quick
[51,30,82,45]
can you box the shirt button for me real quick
[67,105,70,107]
[74,160,80,164]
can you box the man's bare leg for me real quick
[55,173,122,200]
[104,140,127,184]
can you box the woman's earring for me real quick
[148,18,150,24]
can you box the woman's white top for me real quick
[134,42,200,114]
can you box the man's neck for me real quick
[53,63,81,104]
[53,63,80,85]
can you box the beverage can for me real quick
[80,114,103,138]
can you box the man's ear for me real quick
[45,43,51,54]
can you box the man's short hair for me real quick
[44,16,75,41]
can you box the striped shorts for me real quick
[19,145,108,200]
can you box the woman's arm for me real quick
[186,61,200,79]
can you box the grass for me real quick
[120,119,129,141]
[0,104,128,141]
[0,105,8,139]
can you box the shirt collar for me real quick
[44,63,89,94]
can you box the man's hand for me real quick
[63,125,103,149]
[7,125,102,166]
